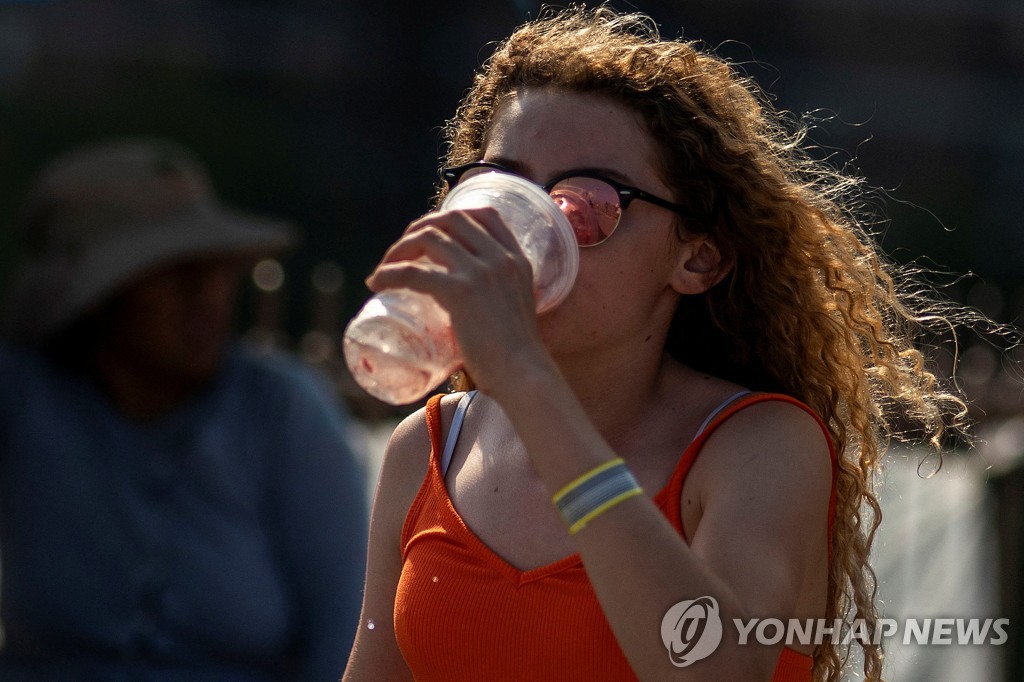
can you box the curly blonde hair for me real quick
[440,7,972,680]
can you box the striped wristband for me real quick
[552,458,643,535]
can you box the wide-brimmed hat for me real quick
[2,137,296,343]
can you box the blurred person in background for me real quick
[0,138,367,680]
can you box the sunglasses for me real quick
[442,161,688,247]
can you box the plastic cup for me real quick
[439,171,578,313]
[343,171,578,405]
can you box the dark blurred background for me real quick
[2,0,1022,340]
[0,1,1022,678]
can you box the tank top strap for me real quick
[440,390,478,477]
[425,393,445,458]
[691,390,753,443]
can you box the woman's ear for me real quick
[669,237,732,295]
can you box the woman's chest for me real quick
[447,449,577,571]
[445,440,692,571]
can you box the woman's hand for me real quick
[365,207,556,396]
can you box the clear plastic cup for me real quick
[343,171,579,405]
[440,172,578,313]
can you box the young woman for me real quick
[345,8,967,681]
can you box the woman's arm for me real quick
[343,406,437,681]
[497,362,833,681]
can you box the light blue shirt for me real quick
[0,342,368,681]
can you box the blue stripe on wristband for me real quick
[553,459,643,534]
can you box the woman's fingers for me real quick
[365,260,457,296]
[366,206,548,396]
[375,225,465,270]
[461,206,523,254]
[371,207,533,290]
[401,208,524,261]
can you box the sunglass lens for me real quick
[550,178,621,247]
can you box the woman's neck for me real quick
[551,337,680,446]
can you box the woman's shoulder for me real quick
[374,392,466,514]
[678,395,834,572]
[706,392,830,446]
[695,395,834,493]
[721,394,830,447]
[386,392,466,456]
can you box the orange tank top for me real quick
[395,392,837,681]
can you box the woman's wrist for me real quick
[479,343,563,404]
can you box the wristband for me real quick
[552,458,643,535]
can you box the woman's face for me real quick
[481,87,687,357]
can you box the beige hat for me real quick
[2,138,296,343]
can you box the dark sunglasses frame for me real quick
[442,161,688,225]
